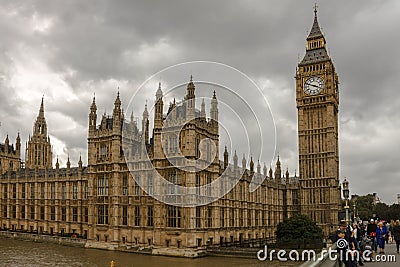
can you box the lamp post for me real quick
[353,202,357,223]
[342,178,350,225]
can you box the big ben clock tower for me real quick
[296,7,341,235]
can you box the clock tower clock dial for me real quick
[304,76,324,95]
[295,7,340,236]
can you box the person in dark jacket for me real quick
[352,223,365,266]
[337,230,357,267]
[393,220,400,254]
[366,219,377,252]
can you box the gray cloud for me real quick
[0,0,399,203]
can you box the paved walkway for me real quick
[370,242,398,266]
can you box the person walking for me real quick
[376,221,388,254]
[367,219,377,253]
[393,220,400,254]
[352,223,364,266]
[389,220,394,243]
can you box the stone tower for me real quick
[295,7,341,235]
[26,97,52,169]
[0,133,21,173]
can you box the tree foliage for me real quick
[276,214,323,242]
[350,194,400,221]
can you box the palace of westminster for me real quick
[0,9,341,254]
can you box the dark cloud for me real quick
[0,0,399,203]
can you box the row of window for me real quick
[2,205,88,222]
[1,183,88,200]
[97,205,154,227]
[98,174,153,197]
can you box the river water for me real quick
[0,238,301,267]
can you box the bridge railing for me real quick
[300,244,339,267]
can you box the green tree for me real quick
[276,214,323,242]
[350,194,375,220]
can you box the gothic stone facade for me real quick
[0,79,300,253]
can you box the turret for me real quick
[242,154,246,170]
[56,156,59,171]
[223,146,228,169]
[250,156,254,176]
[263,163,267,177]
[257,160,261,174]
[274,155,282,180]
[113,91,122,129]
[200,98,206,118]
[142,103,149,144]
[26,98,52,169]
[78,154,83,170]
[89,94,97,133]
[233,150,238,171]
[154,82,163,128]
[210,90,218,123]
[16,132,21,154]
[185,76,195,120]
[4,135,9,153]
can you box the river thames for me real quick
[0,238,302,267]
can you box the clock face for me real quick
[304,77,324,95]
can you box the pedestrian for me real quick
[393,220,400,254]
[352,223,364,266]
[366,219,377,253]
[376,221,388,254]
[337,229,356,267]
[389,220,394,243]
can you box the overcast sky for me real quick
[0,0,399,204]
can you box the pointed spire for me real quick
[274,155,282,179]
[114,89,121,106]
[156,82,163,100]
[223,146,229,169]
[67,155,71,169]
[143,102,149,118]
[250,156,254,174]
[242,154,246,170]
[233,150,238,169]
[286,167,289,179]
[39,96,45,117]
[56,156,59,170]
[307,4,324,40]
[186,75,195,99]
[257,160,261,174]
[79,153,83,168]
[90,93,97,111]
[263,162,267,176]
[201,98,206,118]
[210,90,218,122]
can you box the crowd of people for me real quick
[333,219,400,267]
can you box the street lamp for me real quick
[342,178,350,224]
[353,202,357,223]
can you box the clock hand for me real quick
[305,82,322,89]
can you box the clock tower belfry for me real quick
[296,7,341,235]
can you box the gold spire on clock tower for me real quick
[296,6,341,236]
